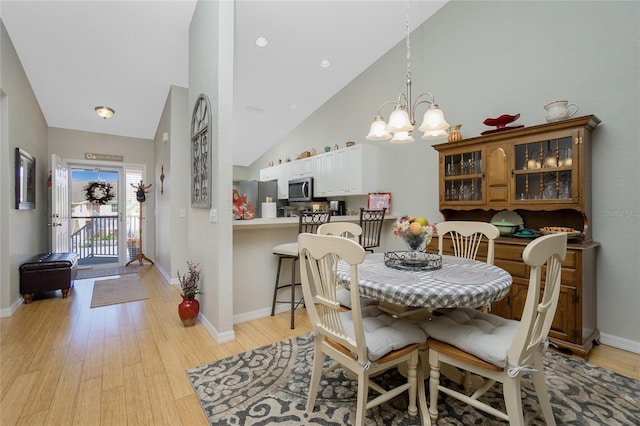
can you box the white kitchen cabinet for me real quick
[345,144,379,194]
[313,154,328,196]
[260,144,379,198]
[289,157,313,179]
[259,164,289,199]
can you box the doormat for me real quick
[90,276,149,308]
[77,264,142,280]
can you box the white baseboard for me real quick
[233,305,291,324]
[198,312,236,343]
[198,306,291,344]
[599,332,640,354]
[0,296,24,317]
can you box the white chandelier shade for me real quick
[366,116,393,140]
[390,131,415,144]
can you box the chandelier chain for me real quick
[405,1,411,81]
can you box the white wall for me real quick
[250,1,640,351]
[188,0,235,341]
[0,21,49,315]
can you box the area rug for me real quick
[90,276,149,308]
[187,333,640,425]
[77,264,141,280]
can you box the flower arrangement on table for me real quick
[177,261,202,299]
[392,216,437,251]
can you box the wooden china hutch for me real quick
[430,115,601,358]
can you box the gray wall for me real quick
[188,0,235,340]
[1,20,49,315]
[250,1,640,351]
[154,85,189,284]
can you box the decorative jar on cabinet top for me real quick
[448,124,462,142]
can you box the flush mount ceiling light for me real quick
[95,106,115,119]
[255,36,268,47]
[366,3,449,143]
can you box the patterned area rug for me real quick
[90,276,149,308]
[188,334,640,425]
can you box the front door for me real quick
[50,154,70,252]
[70,166,120,267]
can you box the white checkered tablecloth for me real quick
[336,253,512,308]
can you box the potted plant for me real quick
[177,261,201,326]
[126,237,140,259]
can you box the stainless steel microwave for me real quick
[288,177,314,202]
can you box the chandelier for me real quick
[366,3,449,143]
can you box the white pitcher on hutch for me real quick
[545,100,579,122]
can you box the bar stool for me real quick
[271,211,331,329]
[359,207,387,252]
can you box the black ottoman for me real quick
[19,253,78,304]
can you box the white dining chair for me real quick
[317,222,379,309]
[422,233,567,425]
[317,222,362,242]
[436,220,500,265]
[298,233,427,425]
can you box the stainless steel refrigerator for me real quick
[237,179,283,218]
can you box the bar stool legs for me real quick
[271,254,299,329]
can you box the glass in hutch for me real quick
[513,135,574,202]
[443,150,483,202]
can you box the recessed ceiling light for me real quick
[255,37,268,47]
[289,104,299,110]
[95,106,115,119]
[320,59,331,68]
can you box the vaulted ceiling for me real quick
[1,1,446,166]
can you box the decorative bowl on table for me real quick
[384,251,442,271]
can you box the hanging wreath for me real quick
[84,181,115,205]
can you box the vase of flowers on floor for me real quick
[177,261,201,326]
[126,237,140,261]
[392,216,437,252]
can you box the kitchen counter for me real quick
[232,214,400,323]
[233,214,398,230]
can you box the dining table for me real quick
[335,252,514,426]
[335,252,513,310]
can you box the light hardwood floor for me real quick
[1,266,637,426]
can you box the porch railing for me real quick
[70,215,139,260]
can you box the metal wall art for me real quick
[191,94,212,208]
